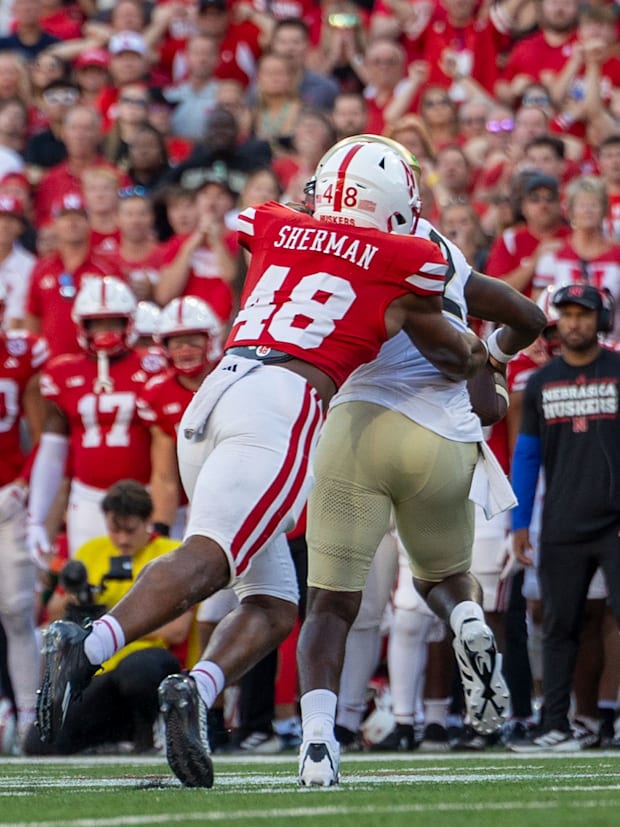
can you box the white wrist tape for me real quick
[28,432,69,524]
[486,329,515,364]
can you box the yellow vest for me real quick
[76,534,181,673]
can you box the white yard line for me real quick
[1,798,619,827]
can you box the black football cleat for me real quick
[159,673,214,788]
[36,620,100,743]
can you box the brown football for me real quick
[467,362,509,426]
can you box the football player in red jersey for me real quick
[138,295,223,538]
[0,282,49,751]
[26,277,165,562]
[36,137,490,787]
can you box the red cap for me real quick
[74,48,110,70]
[0,170,30,190]
[52,192,87,217]
[0,194,25,220]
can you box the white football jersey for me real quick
[332,218,483,442]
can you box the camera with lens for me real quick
[59,555,134,625]
[59,560,105,625]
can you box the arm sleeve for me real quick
[28,432,69,524]
[511,433,541,530]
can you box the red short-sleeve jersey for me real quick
[228,202,447,387]
[485,225,571,297]
[40,349,162,489]
[503,31,577,84]
[0,331,49,486]
[137,369,192,440]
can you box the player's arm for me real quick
[464,271,547,363]
[149,425,181,533]
[27,401,70,565]
[390,292,488,381]
[22,372,46,448]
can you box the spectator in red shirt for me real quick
[39,0,84,41]
[155,177,237,324]
[486,172,570,297]
[34,105,119,226]
[359,37,408,136]
[72,48,111,110]
[25,192,117,357]
[184,0,266,90]
[96,31,152,131]
[116,189,166,302]
[498,0,580,106]
[82,166,121,257]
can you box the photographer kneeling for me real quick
[24,480,193,755]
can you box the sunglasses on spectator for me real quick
[486,118,514,133]
[58,272,76,299]
[119,186,148,199]
[424,97,451,108]
[525,190,557,203]
[120,96,148,106]
[43,88,80,105]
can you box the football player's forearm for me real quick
[28,433,69,524]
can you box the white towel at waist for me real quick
[181,354,260,441]
[468,440,517,520]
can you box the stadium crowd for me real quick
[0,0,619,759]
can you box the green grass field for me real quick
[1,751,619,827]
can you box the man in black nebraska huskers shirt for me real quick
[511,283,620,750]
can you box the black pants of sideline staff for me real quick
[539,525,620,733]
[24,648,180,755]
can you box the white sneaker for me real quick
[453,618,509,735]
[298,740,340,787]
[510,726,600,753]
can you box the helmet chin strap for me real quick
[93,350,114,393]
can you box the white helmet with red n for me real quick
[135,301,162,338]
[156,296,223,375]
[310,135,422,234]
[72,276,137,355]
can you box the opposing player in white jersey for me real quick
[35,137,491,788]
[297,135,547,786]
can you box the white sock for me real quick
[191,661,225,709]
[84,615,126,665]
[300,689,337,742]
[449,601,484,637]
[424,698,450,728]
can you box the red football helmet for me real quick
[72,276,137,356]
[156,296,223,376]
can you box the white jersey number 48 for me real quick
[232,265,356,349]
